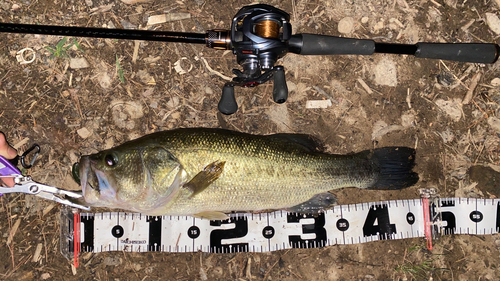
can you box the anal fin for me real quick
[193,211,229,220]
[184,160,225,198]
[286,192,337,214]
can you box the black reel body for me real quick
[218,4,291,115]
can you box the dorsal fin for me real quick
[266,133,324,152]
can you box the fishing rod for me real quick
[1,4,498,114]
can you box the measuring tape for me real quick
[60,189,500,265]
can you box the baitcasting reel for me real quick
[1,4,499,115]
[217,5,291,115]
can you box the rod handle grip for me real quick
[289,34,375,55]
[416,43,499,63]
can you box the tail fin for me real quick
[367,147,419,190]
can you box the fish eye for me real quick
[104,154,118,167]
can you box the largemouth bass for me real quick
[73,128,418,219]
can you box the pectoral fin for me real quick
[193,211,229,220]
[184,160,226,198]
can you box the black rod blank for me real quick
[0,22,207,44]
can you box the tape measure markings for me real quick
[61,198,500,257]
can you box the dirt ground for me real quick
[1,0,500,280]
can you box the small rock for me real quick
[445,0,457,8]
[103,256,122,266]
[213,266,223,277]
[41,273,51,280]
[121,0,151,4]
[171,112,181,120]
[205,86,213,95]
[306,100,332,109]
[142,88,154,97]
[361,17,369,24]
[104,138,115,149]
[84,0,92,6]
[469,166,500,197]
[486,13,500,35]
[137,70,155,85]
[132,263,142,271]
[267,104,291,132]
[110,100,144,130]
[199,267,208,281]
[286,81,297,92]
[435,98,462,122]
[401,110,416,128]
[174,57,192,75]
[97,72,112,89]
[70,57,89,69]
[338,17,355,34]
[67,150,79,164]
[491,78,500,87]
[437,70,456,87]
[11,3,20,10]
[372,20,384,32]
[77,127,92,139]
[167,96,180,108]
[371,120,404,140]
[373,58,397,87]
[106,21,116,29]
[438,128,454,144]
[120,20,137,29]
[488,116,500,133]
[63,173,81,191]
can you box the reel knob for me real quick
[218,84,238,115]
[272,66,288,103]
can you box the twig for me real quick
[262,257,280,280]
[474,143,485,164]
[245,258,253,280]
[495,0,500,9]
[132,40,141,64]
[198,56,232,81]
[357,78,374,95]
[462,72,481,104]
[439,60,469,90]
[7,218,21,246]
[262,249,292,280]
[406,88,412,109]
[12,137,29,150]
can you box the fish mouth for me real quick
[78,156,117,205]
[78,156,100,202]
